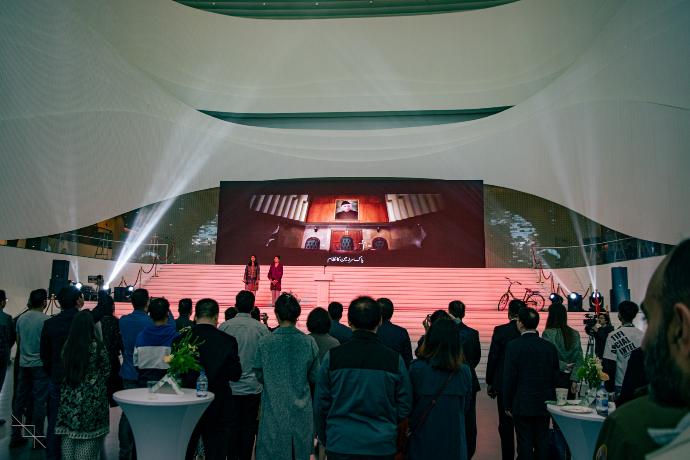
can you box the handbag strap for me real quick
[409,370,455,436]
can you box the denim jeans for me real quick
[12,366,49,439]
[118,379,139,460]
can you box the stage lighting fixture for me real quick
[103,284,110,290]
[567,292,583,311]
[74,282,83,290]
[127,285,135,292]
[549,293,563,304]
[589,290,604,311]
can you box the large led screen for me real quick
[216,179,485,267]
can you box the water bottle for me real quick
[196,370,208,398]
[595,383,608,416]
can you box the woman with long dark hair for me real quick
[408,318,473,460]
[243,254,260,296]
[267,255,283,307]
[55,311,110,459]
[543,302,583,396]
[95,293,122,406]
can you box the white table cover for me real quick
[548,404,606,460]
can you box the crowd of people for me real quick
[0,239,688,460]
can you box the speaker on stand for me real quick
[48,259,70,296]
[609,266,630,312]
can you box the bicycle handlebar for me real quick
[504,277,522,285]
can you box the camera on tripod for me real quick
[583,313,599,328]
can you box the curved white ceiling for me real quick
[73,0,624,113]
[0,0,689,245]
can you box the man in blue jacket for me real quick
[315,296,412,460]
[133,297,178,386]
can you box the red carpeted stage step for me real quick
[104,264,597,381]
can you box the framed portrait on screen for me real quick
[335,199,359,220]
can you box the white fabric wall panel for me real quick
[0,0,688,245]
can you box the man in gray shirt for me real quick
[219,290,269,460]
[11,289,49,446]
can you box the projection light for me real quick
[127,285,135,292]
[74,282,83,290]
[102,284,110,290]
[589,290,604,311]
[549,293,563,304]
[567,292,583,312]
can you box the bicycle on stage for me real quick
[497,277,545,311]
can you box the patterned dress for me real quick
[244,264,260,292]
[55,341,110,459]
[254,326,320,460]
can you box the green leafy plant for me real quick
[576,356,609,388]
[163,327,202,377]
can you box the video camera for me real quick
[583,313,598,328]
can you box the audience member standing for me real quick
[117,288,151,460]
[327,301,352,344]
[616,347,648,406]
[408,318,473,460]
[603,300,644,395]
[486,299,524,460]
[315,296,412,460]
[449,300,481,458]
[595,239,690,459]
[96,294,123,406]
[40,286,84,460]
[585,312,614,359]
[254,293,320,460]
[503,307,559,460]
[11,289,49,447]
[133,298,179,386]
[219,290,269,460]
[376,298,413,368]
[542,302,583,398]
[306,307,340,362]
[0,289,15,426]
[55,311,109,460]
[175,298,194,331]
[182,298,242,460]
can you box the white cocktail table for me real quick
[114,388,214,460]
[548,404,606,460]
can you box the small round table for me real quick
[114,388,214,460]
[548,404,606,460]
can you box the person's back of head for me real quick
[62,310,97,386]
[195,298,219,322]
[545,302,574,349]
[518,307,539,330]
[250,306,260,321]
[275,293,301,323]
[417,318,463,371]
[448,300,466,320]
[377,298,394,321]
[618,300,639,324]
[235,290,255,314]
[429,309,450,324]
[328,301,344,321]
[57,286,82,310]
[96,294,115,316]
[178,298,192,317]
[148,298,170,323]
[307,307,331,334]
[508,299,526,319]
[130,288,149,311]
[28,288,48,310]
[348,296,381,331]
[225,307,238,321]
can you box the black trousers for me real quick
[496,393,515,460]
[513,415,550,460]
[466,391,478,458]
[186,417,232,460]
[227,394,261,460]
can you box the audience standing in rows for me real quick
[133,297,178,387]
[327,301,352,344]
[315,296,412,460]
[603,299,644,395]
[219,290,269,460]
[306,307,340,362]
[542,301,583,398]
[175,298,194,331]
[95,293,123,407]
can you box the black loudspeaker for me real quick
[609,266,630,312]
[49,259,70,296]
[113,287,131,302]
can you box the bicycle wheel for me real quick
[498,293,510,311]
[526,293,545,311]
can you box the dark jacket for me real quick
[457,321,481,393]
[180,324,242,425]
[40,307,79,384]
[315,330,412,456]
[377,319,413,368]
[329,320,353,344]
[485,320,520,391]
[503,332,559,417]
[617,348,648,406]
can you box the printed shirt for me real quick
[603,325,644,387]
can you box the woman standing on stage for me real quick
[243,255,260,296]
[267,255,283,307]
